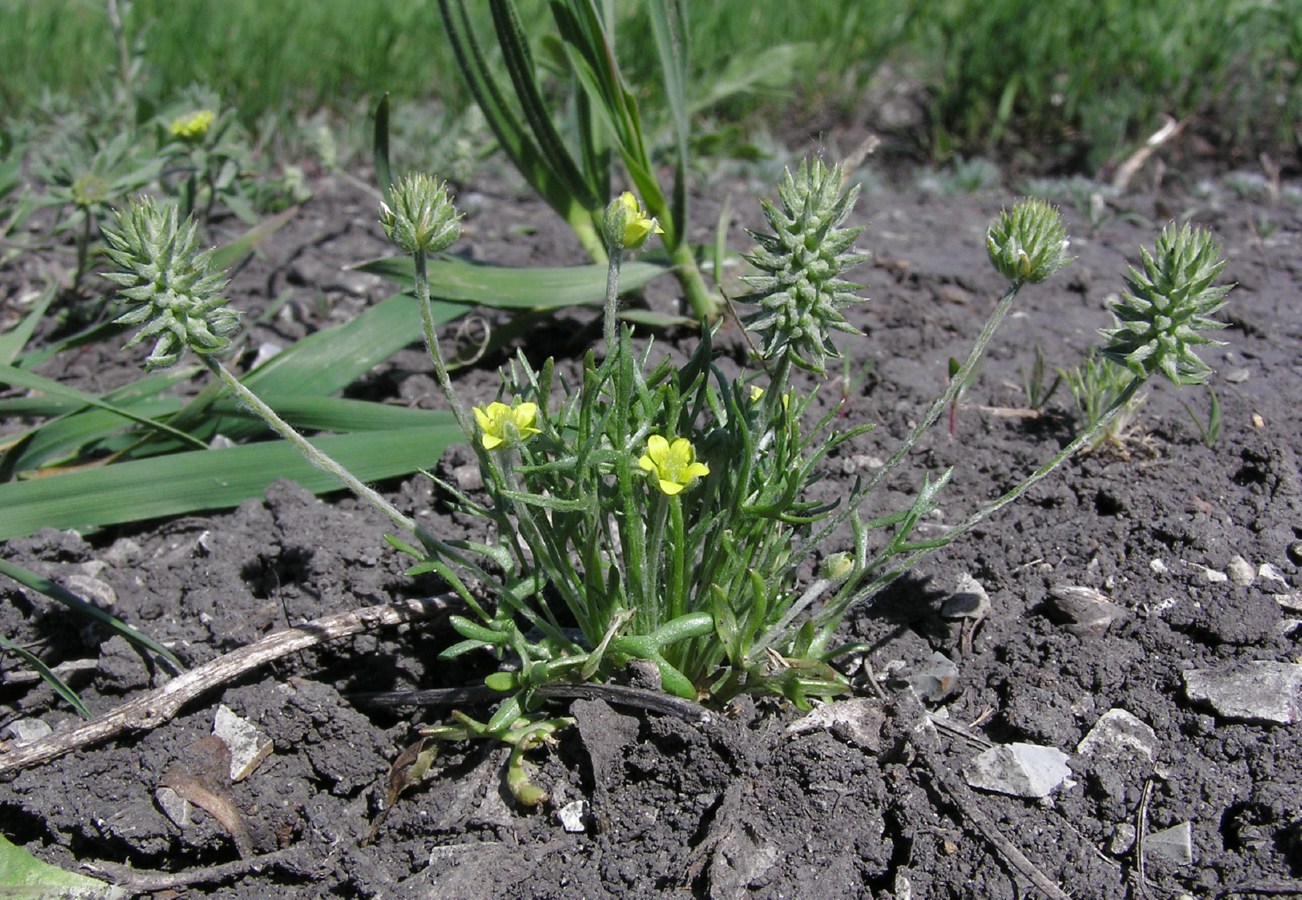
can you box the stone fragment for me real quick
[787,698,884,752]
[155,786,191,828]
[1226,555,1256,586]
[1275,591,1302,614]
[1196,565,1229,584]
[1182,662,1302,725]
[942,574,991,621]
[1257,563,1286,587]
[556,800,588,833]
[64,573,117,610]
[213,705,274,781]
[1149,558,1168,574]
[908,651,960,702]
[1108,822,1137,855]
[962,743,1071,799]
[2,718,53,742]
[1076,708,1158,762]
[1045,584,1126,636]
[1146,821,1194,865]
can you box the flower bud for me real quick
[986,198,1071,285]
[820,552,855,583]
[603,191,663,252]
[379,174,461,255]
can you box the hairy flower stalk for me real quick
[859,199,1072,500]
[379,174,473,440]
[104,196,426,542]
[741,159,870,377]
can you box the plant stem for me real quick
[798,280,1022,568]
[602,245,624,355]
[668,239,721,322]
[835,375,1148,621]
[414,250,475,440]
[866,281,1021,495]
[199,354,425,540]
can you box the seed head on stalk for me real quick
[741,159,869,375]
[102,196,239,369]
[1100,223,1231,386]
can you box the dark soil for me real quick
[2,140,1301,899]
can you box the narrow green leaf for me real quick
[490,0,599,207]
[374,93,394,200]
[0,282,57,364]
[649,0,689,238]
[0,558,182,670]
[353,256,669,308]
[0,362,207,450]
[0,633,91,718]
[0,425,464,541]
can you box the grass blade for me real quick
[0,424,463,541]
[352,255,669,308]
[0,362,207,450]
[0,282,57,364]
[0,633,91,718]
[374,92,394,200]
[0,557,182,670]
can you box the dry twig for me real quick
[0,596,451,778]
[83,848,300,892]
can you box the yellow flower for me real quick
[473,401,541,450]
[749,385,765,403]
[168,109,216,141]
[638,434,709,496]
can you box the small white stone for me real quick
[1146,821,1193,865]
[1257,563,1287,587]
[1226,556,1255,587]
[1077,708,1158,762]
[2,718,53,742]
[64,574,117,610]
[1183,662,1302,725]
[787,698,885,751]
[1108,822,1137,855]
[557,800,588,833]
[1149,558,1168,575]
[1275,591,1302,613]
[155,786,191,828]
[213,705,274,781]
[1197,565,1228,584]
[962,743,1071,799]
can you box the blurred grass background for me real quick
[0,0,1298,172]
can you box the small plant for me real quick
[1020,345,1061,410]
[1060,349,1147,452]
[102,169,1232,807]
[1182,386,1222,447]
[34,131,159,291]
[157,94,261,222]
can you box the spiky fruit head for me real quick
[741,159,869,374]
